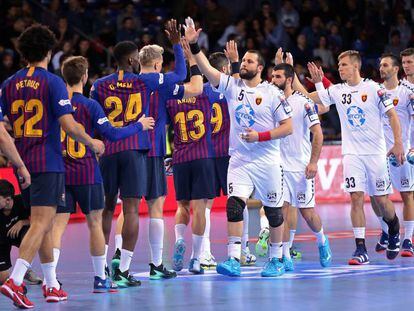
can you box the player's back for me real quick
[0,66,72,173]
[62,92,102,185]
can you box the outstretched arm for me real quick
[164,19,187,83]
[181,38,203,99]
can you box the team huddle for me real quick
[0,16,413,309]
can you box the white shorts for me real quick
[389,161,414,192]
[283,171,315,208]
[227,160,284,207]
[343,154,392,196]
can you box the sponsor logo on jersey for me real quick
[266,191,278,203]
[346,106,366,128]
[97,117,109,125]
[361,94,367,102]
[58,99,71,107]
[235,104,255,127]
[305,103,318,122]
[173,84,180,95]
[401,178,409,188]
[376,178,385,191]
[280,95,292,114]
[297,192,306,204]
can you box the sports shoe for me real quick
[375,231,388,253]
[188,258,204,274]
[105,265,110,278]
[0,278,34,309]
[318,236,332,267]
[401,239,414,257]
[172,239,186,271]
[261,257,285,277]
[24,269,42,285]
[209,254,217,268]
[149,263,177,279]
[200,252,212,269]
[112,269,141,288]
[255,227,270,257]
[290,247,302,259]
[216,257,241,277]
[282,256,294,271]
[111,248,121,272]
[240,247,257,266]
[93,276,118,293]
[348,247,370,265]
[45,282,68,303]
[386,233,400,260]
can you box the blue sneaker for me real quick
[189,258,204,274]
[375,231,388,253]
[348,247,369,265]
[216,257,241,277]
[93,276,118,293]
[172,239,186,271]
[386,233,400,260]
[401,239,414,257]
[318,236,332,267]
[282,256,294,271]
[261,257,285,277]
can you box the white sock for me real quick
[282,242,291,259]
[41,262,59,289]
[202,208,211,254]
[228,236,241,260]
[315,228,326,246]
[104,244,109,267]
[378,217,389,233]
[119,249,134,273]
[289,230,296,248]
[175,224,186,242]
[353,227,365,239]
[149,218,164,266]
[115,234,123,251]
[404,220,414,241]
[10,258,30,286]
[53,248,60,267]
[269,242,283,259]
[242,208,249,248]
[260,213,269,230]
[192,234,203,260]
[91,255,106,279]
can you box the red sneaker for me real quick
[45,282,68,303]
[42,284,46,297]
[0,278,34,309]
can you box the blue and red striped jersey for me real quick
[207,84,229,157]
[0,105,3,121]
[0,67,73,173]
[166,83,216,164]
[63,92,144,185]
[148,84,184,157]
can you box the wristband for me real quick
[322,76,332,88]
[231,62,240,74]
[189,42,201,54]
[258,131,271,142]
[190,65,202,76]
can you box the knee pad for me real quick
[264,206,283,227]
[226,196,246,222]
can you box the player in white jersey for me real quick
[370,54,414,257]
[271,63,332,270]
[307,50,404,264]
[184,17,293,277]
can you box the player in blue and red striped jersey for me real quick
[0,25,105,309]
[91,20,186,287]
[46,56,154,294]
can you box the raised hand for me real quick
[224,40,239,63]
[181,37,194,62]
[274,47,283,65]
[285,52,294,66]
[307,62,323,83]
[138,114,155,130]
[165,19,180,45]
[183,17,202,44]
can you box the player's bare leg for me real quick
[349,191,369,265]
[173,201,190,271]
[188,199,207,274]
[371,196,389,252]
[281,202,294,271]
[200,199,217,269]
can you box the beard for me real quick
[240,68,258,80]
[275,81,287,91]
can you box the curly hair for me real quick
[17,24,57,63]
[113,41,139,66]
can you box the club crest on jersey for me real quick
[255,96,262,105]
[376,178,385,191]
[361,94,367,102]
[393,98,399,106]
[297,192,306,204]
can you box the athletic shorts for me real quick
[145,156,167,201]
[21,173,65,207]
[343,154,393,196]
[99,150,147,199]
[173,158,215,201]
[57,184,104,215]
[0,225,29,271]
[283,171,315,208]
[214,156,230,196]
[389,161,414,192]
[227,160,284,208]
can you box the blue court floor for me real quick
[2,202,414,310]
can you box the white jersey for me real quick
[216,73,291,164]
[281,91,320,171]
[316,79,394,155]
[382,81,414,151]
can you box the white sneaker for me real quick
[199,252,211,269]
[209,254,217,267]
[241,247,257,266]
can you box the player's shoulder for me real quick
[46,70,66,86]
[399,79,414,93]
[291,90,313,104]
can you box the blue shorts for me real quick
[99,150,147,199]
[173,158,215,201]
[214,156,229,196]
[145,156,167,201]
[57,184,104,215]
[21,173,65,207]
